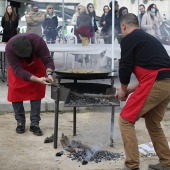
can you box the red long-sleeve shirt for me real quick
[5,33,55,81]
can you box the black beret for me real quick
[12,36,32,58]
[32,2,39,8]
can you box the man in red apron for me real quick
[116,14,170,170]
[5,33,55,136]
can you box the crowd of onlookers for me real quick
[1,0,169,47]
[70,1,168,45]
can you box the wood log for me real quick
[60,133,76,153]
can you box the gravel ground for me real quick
[0,108,170,170]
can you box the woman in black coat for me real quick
[87,3,99,44]
[1,5,19,42]
[101,1,119,44]
[100,5,110,44]
[42,4,58,58]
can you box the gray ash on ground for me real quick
[67,149,124,164]
[65,93,111,106]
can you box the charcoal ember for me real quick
[68,149,124,164]
[82,160,88,165]
[55,151,64,157]
[66,93,111,106]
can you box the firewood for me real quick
[60,133,76,153]
[44,134,54,143]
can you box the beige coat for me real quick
[25,9,45,37]
[141,11,163,38]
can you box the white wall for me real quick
[0,0,6,16]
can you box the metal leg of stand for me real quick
[54,88,60,149]
[0,52,5,82]
[73,107,77,136]
[110,106,115,147]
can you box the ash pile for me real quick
[60,134,124,165]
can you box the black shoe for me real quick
[29,125,43,136]
[16,123,25,134]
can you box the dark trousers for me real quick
[12,100,41,126]
[91,27,96,44]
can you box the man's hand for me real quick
[115,82,139,101]
[47,74,54,82]
[30,75,51,85]
[115,83,128,101]
[115,88,127,101]
[38,77,52,85]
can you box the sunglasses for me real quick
[48,8,53,9]
[89,6,94,9]
[78,8,81,10]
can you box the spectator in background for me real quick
[138,4,146,28]
[71,4,83,29]
[117,6,128,43]
[101,1,119,44]
[25,2,45,37]
[100,5,110,28]
[141,3,163,39]
[1,5,19,42]
[75,6,92,63]
[87,3,99,44]
[42,4,58,58]
[117,7,129,34]
[100,5,110,44]
[76,6,92,32]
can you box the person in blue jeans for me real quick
[43,4,58,58]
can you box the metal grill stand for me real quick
[0,52,7,82]
[51,76,120,149]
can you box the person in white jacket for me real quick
[71,4,83,27]
[141,3,163,39]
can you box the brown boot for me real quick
[148,163,170,170]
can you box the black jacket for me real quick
[42,13,58,35]
[100,13,107,27]
[119,29,170,84]
[101,9,119,33]
[88,11,98,32]
[1,14,19,42]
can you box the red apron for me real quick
[8,55,46,102]
[120,66,170,122]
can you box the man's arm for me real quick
[32,12,45,23]
[25,13,39,26]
